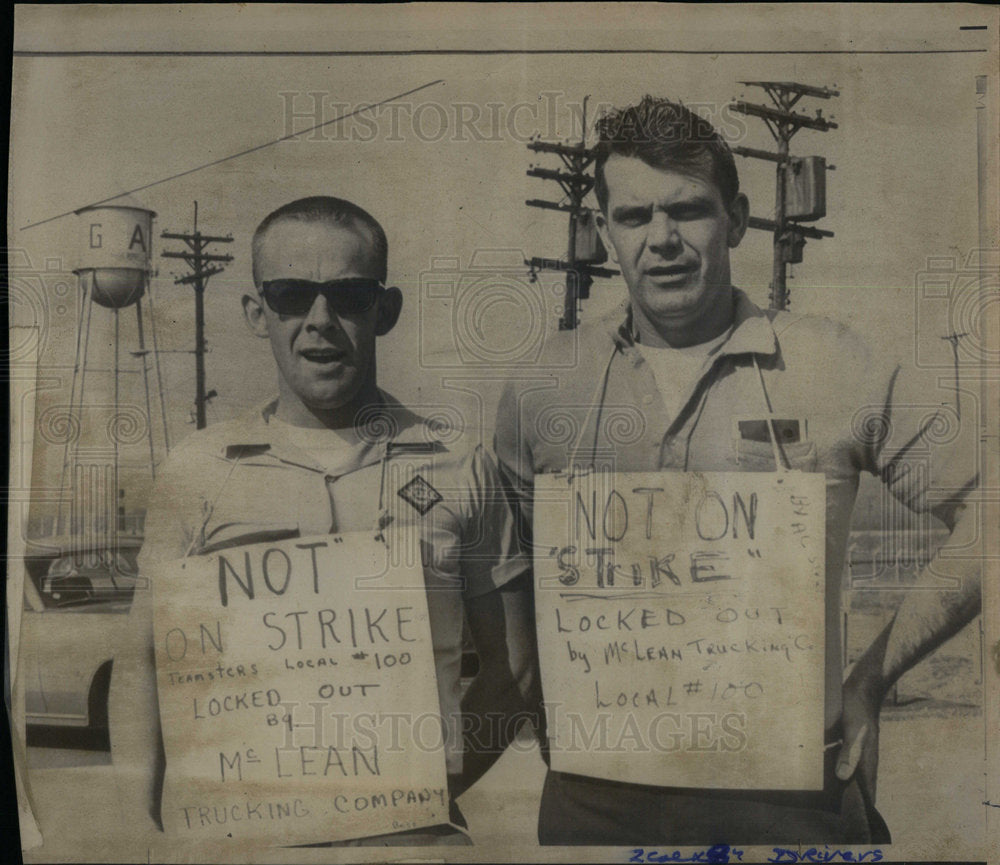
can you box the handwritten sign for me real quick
[153,532,449,844]
[533,470,826,789]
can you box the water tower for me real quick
[57,199,170,537]
[75,203,154,308]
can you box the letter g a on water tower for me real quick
[75,202,155,309]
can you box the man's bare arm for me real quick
[837,500,982,783]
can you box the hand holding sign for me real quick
[837,629,887,791]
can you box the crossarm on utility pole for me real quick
[159,201,234,429]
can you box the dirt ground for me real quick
[21,615,986,861]
[23,708,985,862]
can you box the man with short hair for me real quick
[110,196,534,846]
[495,96,981,845]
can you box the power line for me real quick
[20,79,445,231]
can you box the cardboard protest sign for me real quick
[152,532,449,844]
[533,470,826,790]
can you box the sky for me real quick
[9,10,993,521]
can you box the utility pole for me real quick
[525,97,618,330]
[160,201,233,429]
[730,81,839,310]
[941,332,968,418]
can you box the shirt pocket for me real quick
[736,438,818,472]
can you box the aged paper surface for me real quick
[6,4,999,863]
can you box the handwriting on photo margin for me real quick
[628,846,884,864]
[629,846,744,864]
[767,848,884,863]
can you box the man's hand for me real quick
[836,628,889,795]
[457,573,538,796]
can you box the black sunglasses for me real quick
[259,277,385,316]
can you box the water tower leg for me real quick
[135,301,157,479]
[113,308,120,543]
[57,275,95,536]
[113,308,120,424]
[146,281,171,453]
[58,275,86,535]
[76,275,96,444]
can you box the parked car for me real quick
[20,533,481,748]
[21,535,143,748]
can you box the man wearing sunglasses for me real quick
[110,196,535,847]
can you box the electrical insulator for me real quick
[781,230,807,264]
[780,156,827,222]
[573,210,608,264]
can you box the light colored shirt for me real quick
[495,288,978,731]
[636,326,732,423]
[265,414,363,473]
[141,392,529,776]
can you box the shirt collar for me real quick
[602,287,778,359]
[218,390,430,462]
